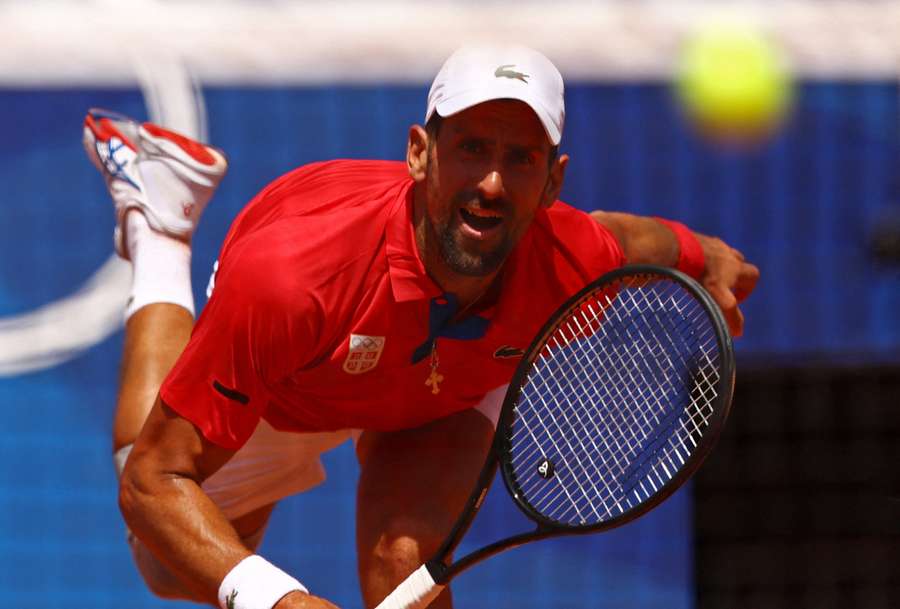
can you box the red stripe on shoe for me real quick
[84,115,138,151]
[142,123,216,165]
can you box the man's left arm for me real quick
[590,211,760,337]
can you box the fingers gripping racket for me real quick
[375,265,735,609]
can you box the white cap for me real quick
[425,44,565,146]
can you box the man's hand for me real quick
[275,591,342,608]
[695,233,759,337]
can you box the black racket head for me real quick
[497,265,735,533]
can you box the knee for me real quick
[370,515,446,575]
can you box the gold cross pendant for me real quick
[425,340,444,395]
[425,367,444,395]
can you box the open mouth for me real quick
[459,207,503,233]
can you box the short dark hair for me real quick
[425,113,443,146]
[548,144,559,168]
[425,113,559,168]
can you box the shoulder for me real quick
[538,201,603,236]
[213,160,410,317]
[220,158,411,284]
[199,228,328,378]
[216,211,386,311]
[525,201,625,280]
[535,202,622,252]
[222,159,410,247]
[253,159,409,213]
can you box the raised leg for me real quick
[82,108,226,456]
[114,301,194,451]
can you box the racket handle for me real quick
[374,564,445,609]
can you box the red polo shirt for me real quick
[160,160,624,449]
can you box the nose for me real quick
[477,170,506,200]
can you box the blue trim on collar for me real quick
[411,293,491,363]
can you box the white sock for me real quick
[125,212,195,320]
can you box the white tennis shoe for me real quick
[83,108,228,259]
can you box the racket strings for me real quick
[515,299,708,521]
[589,285,718,505]
[506,277,722,526]
[571,285,715,511]
[533,310,691,519]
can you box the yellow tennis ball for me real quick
[676,23,792,143]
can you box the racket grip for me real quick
[374,564,445,609]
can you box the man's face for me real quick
[420,99,564,277]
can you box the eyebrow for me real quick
[507,143,542,156]
[453,132,544,154]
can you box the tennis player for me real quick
[85,44,758,609]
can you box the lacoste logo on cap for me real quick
[494,64,529,83]
[493,345,525,359]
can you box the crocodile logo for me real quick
[493,345,525,359]
[494,64,529,83]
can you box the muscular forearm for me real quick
[120,461,250,603]
[121,399,336,609]
[119,398,251,604]
[590,211,680,267]
[591,209,761,337]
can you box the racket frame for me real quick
[498,265,735,533]
[423,265,735,585]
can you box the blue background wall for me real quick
[0,82,896,608]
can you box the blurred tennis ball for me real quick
[676,22,793,145]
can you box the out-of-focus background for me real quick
[0,1,897,607]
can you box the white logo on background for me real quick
[0,54,206,376]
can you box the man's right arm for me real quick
[119,396,341,609]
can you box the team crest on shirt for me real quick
[343,334,385,374]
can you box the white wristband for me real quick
[218,555,308,609]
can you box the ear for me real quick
[407,125,429,182]
[540,153,569,208]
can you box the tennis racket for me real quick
[375,264,736,609]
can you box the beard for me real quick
[425,196,515,277]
